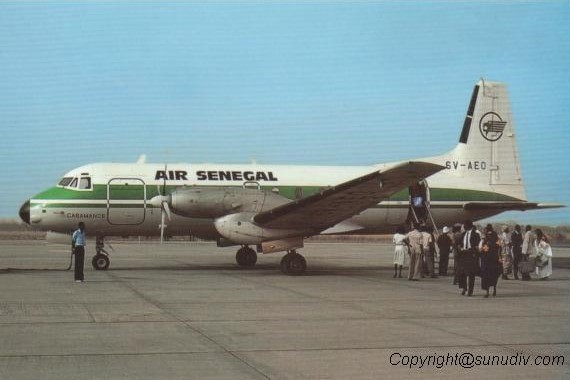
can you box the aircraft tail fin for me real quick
[438,80,527,201]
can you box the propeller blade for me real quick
[163,201,172,221]
[157,164,169,244]
[160,208,165,244]
[162,164,167,196]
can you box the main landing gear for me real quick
[280,250,307,275]
[236,246,257,267]
[92,236,111,270]
[235,246,307,275]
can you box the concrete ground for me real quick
[0,241,568,379]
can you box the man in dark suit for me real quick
[511,224,523,280]
[457,220,481,296]
[437,226,453,276]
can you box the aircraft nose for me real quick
[19,200,30,225]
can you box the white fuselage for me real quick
[26,159,517,239]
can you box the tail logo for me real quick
[479,112,507,142]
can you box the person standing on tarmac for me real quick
[437,226,453,276]
[457,220,481,296]
[500,226,513,280]
[479,224,501,298]
[521,225,536,281]
[422,225,437,278]
[405,223,423,281]
[511,224,523,280]
[392,225,407,278]
[71,222,86,283]
[451,224,463,285]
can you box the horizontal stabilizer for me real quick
[463,202,565,211]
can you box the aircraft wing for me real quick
[253,161,444,231]
[463,202,565,211]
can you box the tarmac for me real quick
[0,240,568,379]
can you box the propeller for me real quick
[149,164,172,244]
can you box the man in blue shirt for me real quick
[71,222,86,282]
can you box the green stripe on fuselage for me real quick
[32,203,145,209]
[33,184,522,204]
[34,186,108,200]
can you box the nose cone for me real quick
[19,200,30,224]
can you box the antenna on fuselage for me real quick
[136,154,146,164]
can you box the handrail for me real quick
[409,205,420,225]
[425,203,440,256]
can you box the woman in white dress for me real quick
[534,229,553,280]
[393,225,408,278]
[499,226,513,280]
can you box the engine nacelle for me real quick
[214,212,304,244]
[170,187,290,219]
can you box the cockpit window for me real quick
[79,177,91,190]
[57,175,92,190]
[58,177,73,186]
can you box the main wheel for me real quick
[236,246,257,267]
[92,254,110,270]
[280,251,307,275]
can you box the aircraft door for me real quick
[409,180,430,224]
[107,178,146,225]
[420,180,431,207]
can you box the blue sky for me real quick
[1,2,568,224]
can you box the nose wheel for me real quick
[92,254,110,270]
[236,246,257,267]
[92,236,111,270]
[280,250,307,275]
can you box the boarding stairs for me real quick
[408,199,441,256]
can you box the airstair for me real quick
[407,182,441,263]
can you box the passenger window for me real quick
[58,177,73,186]
[79,177,91,190]
[69,178,78,188]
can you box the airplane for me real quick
[18,80,563,275]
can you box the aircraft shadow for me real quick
[552,257,570,269]
[103,264,384,278]
[0,267,72,273]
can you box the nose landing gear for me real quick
[92,236,111,270]
[92,254,110,270]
